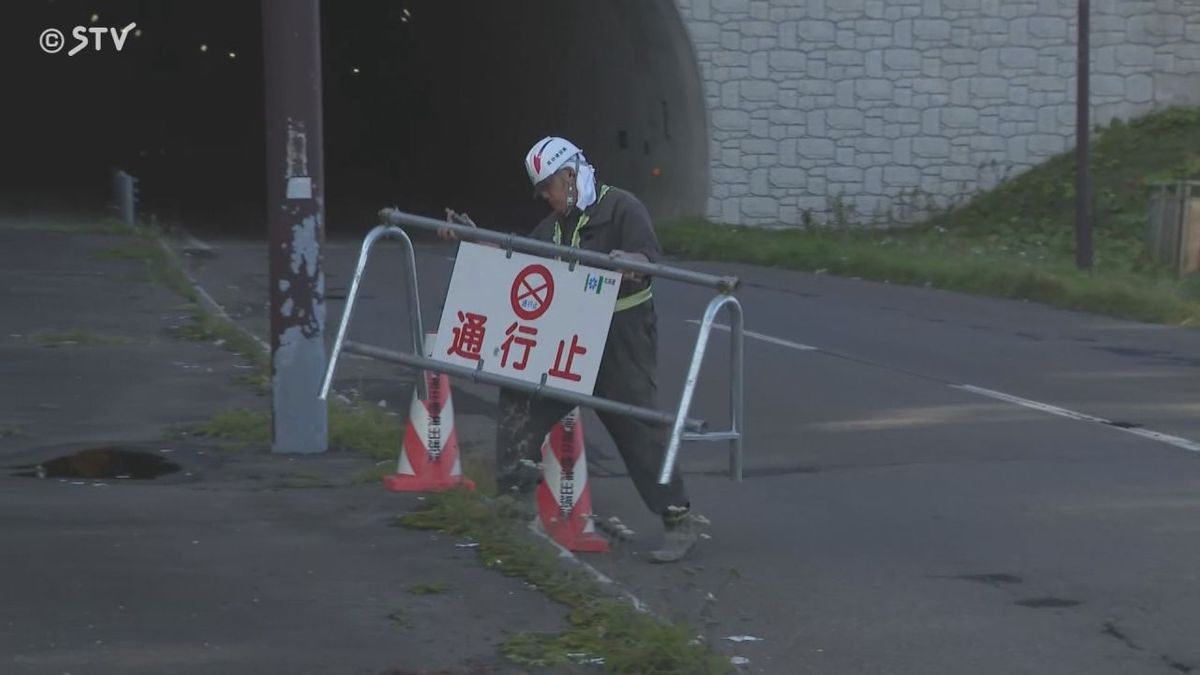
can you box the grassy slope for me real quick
[659,106,1200,325]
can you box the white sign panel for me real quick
[432,242,622,395]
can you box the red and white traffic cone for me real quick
[383,335,475,493]
[536,408,609,552]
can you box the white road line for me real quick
[526,520,652,615]
[1121,427,1200,452]
[952,384,1200,453]
[158,239,270,353]
[951,385,1107,423]
[687,320,818,351]
[682,317,1200,454]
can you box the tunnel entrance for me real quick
[322,0,710,235]
[13,1,711,236]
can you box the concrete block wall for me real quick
[674,0,1200,225]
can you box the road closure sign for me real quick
[432,242,622,395]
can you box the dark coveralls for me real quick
[495,186,689,517]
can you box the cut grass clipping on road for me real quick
[659,106,1200,327]
[398,489,731,674]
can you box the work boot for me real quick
[650,506,704,564]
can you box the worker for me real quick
[441,136,702,563]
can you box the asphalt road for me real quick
[184,233,1200,675]
[0,225,564,675]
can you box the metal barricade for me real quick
[319,208,745,483]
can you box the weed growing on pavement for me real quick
[408,582,451,596]
[275,471,335,489]
[117,221,441,473]
[332,404,492,487]
[386,609,412,628]
[328,402,402,461]
[0,426,23,438]
[397,489,731,674]
[101,223,268,384]
[353,462,393,484]
[95,241,155,262]
[460,449,497,496]
[354,451,492,488]
[194,400,406,459]
[238,370,271,393]
[94,225,199,303]
[0,217,136,235]
[172,310,270,393]
[197,409,270,449]
[29,329,130,347]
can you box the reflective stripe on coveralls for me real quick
[553,184,653,312]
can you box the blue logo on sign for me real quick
[584,274,615,295]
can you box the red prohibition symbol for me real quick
[510,264,555,321]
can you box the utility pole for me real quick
[1075,0,1094,271]
[262,0,328,453]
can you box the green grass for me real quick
[329,401,403,461]
[461,449,498,496]
[172,311,269,376]
[197,409,271,449]
[193,400,406,458]
[96,228,270,394]
[29,329,130,348]
[408,581,451,596]
[73,218,276,391]
[398,489,731,674]
[0,217,137,235]
[933,106,1200,237]
[387,609,412,628]
[660,106,1200,327]
[353,462,394,484]
[117,224,272,395]
[101,223,270,393]
[238,370,271,393]
[0,426,23,439]
[196,395,497,490]
[275,471,336,489]
[93,225,200,303]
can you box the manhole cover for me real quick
[9,447,181,480]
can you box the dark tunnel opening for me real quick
[5,0,710,237]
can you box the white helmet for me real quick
[524,136,582,192]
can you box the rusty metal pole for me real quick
[262,0,328,453]
[1075,0,1094,271]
